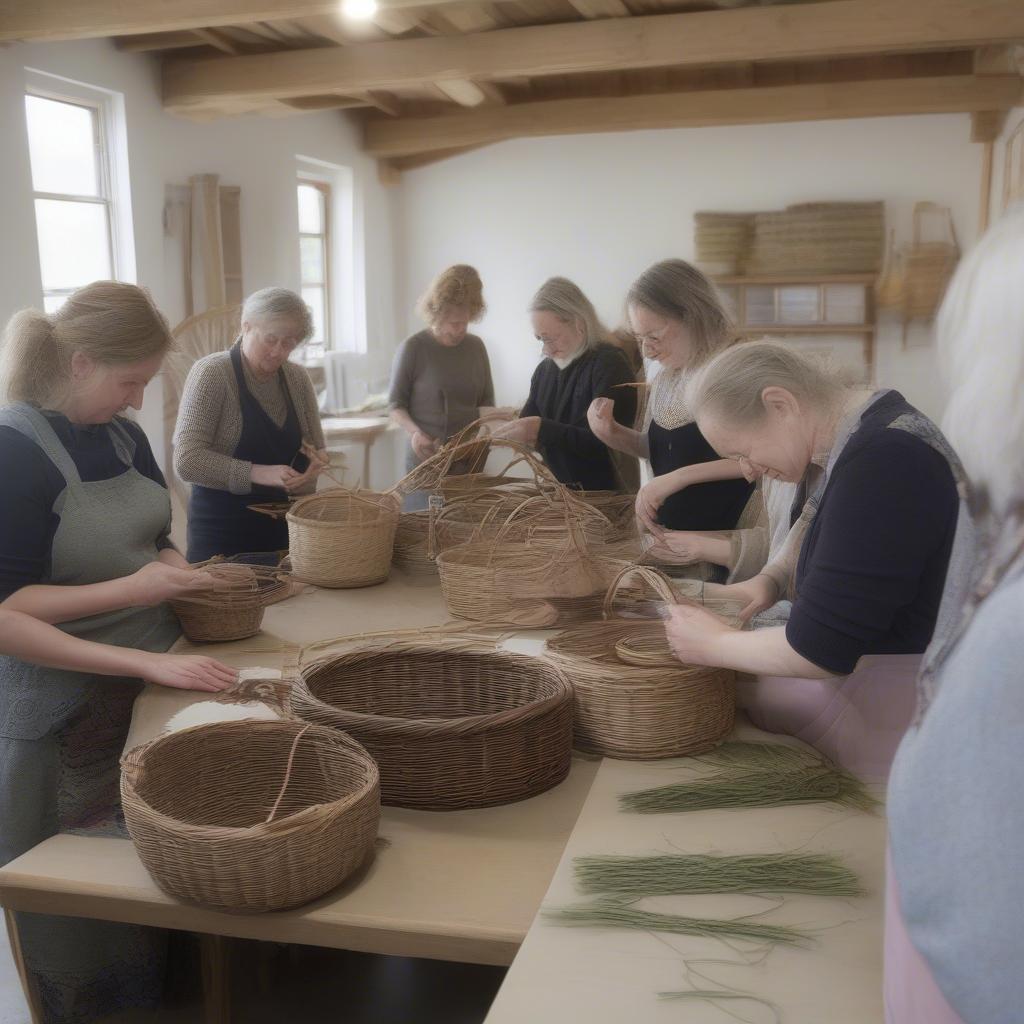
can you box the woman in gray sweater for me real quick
[388,265,496,508]
[173,288,327,562]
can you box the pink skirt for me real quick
[738,654,921,782]
[884,848,965,1024]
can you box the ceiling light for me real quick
[342,0,379,19]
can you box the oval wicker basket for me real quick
[121,718,381,911]
[545,566,735,760]
[292,639,574,809]
[287,488,399,588]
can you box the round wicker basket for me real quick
[171,562,288,643]
[546,566,735,760]
[287,488,399,588]
[292,639,574,809]
[121,718,380,911]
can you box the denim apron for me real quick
[186,342,303,562]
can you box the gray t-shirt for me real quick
[387,330,494,443]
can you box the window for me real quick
[298,181,331,358]
[25,92,117,312]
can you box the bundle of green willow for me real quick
[573,852,864,898]
[620,742,878,815]
[658,990,781,1022]
[543,901,807,947]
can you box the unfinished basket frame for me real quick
[545,565,735,760]
[287,488,399,588]
[121,717,381,911]
[292,637,574,810]
[171,559,289,643]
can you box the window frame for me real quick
[24,83,120,310]
[297,177,332,357]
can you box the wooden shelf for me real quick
[736,324,876,335]
[714,273,878,286]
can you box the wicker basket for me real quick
[171,561,288,643]
[121,718,380,911]
[694,211,754,276]
[545,566,735,760]
[746,201,885,276]
[287,488,399,588]
[292,638,574,809]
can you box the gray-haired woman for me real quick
[495,277,638,492]
[174,287,328,562]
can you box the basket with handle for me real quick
[121,707,381,911]
[545,565,735,759]
[435,493,626,627]
[291,634,573,810]
[901,202,959,325]
[287,488,400,588]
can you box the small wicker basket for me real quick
[171,561,288,643]
[287,488,399,588]
[121,717,381,911]
[546,566,735,760]
[292,637,574,810]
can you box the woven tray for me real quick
[545,566,735,760]
[287,488,399,588]
[292,637,574,809]
[121,717,380,911]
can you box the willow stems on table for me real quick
[574,852,865,898]
[620,742,879,815]
[543,902,808,947]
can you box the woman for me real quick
[388,265,496,508]
[174,287,327,563]
[496,277,638,492]
[885,206,1024,1023]
[661,341,964,680]
[648,476,799,588]
[588,259,754,533]
[0,281,236,1023]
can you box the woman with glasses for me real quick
[588,259,753,536]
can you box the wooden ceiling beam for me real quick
[363,74,1024,157]
[115,31,209,52]
[0,0,480,40]
[161,0,1024,114]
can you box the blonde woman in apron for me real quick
[0,282,236,1023]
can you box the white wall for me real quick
[399,114,990,422]
[0,38,401,462]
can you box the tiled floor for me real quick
[1,928,506,1024]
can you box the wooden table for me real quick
[485,733,886,1024]
[0,578,599,1023]
[320,415,393,490]
[0,578,887,1024]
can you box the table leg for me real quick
[4,909,43,1024]
[199,932,232,1024]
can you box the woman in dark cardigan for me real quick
[495,277,638,492]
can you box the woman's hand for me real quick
[251,464,303,490]
[493,416,541,446]
[635,474,687,533]
[663,603,735,667]
[138,652,238,692]
[644,527,708,565]
[411,429,440,461]
[128,562,214,607]
[587,398,616,443]
[729,573,781,623]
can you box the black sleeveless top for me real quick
[647,419,754,531]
